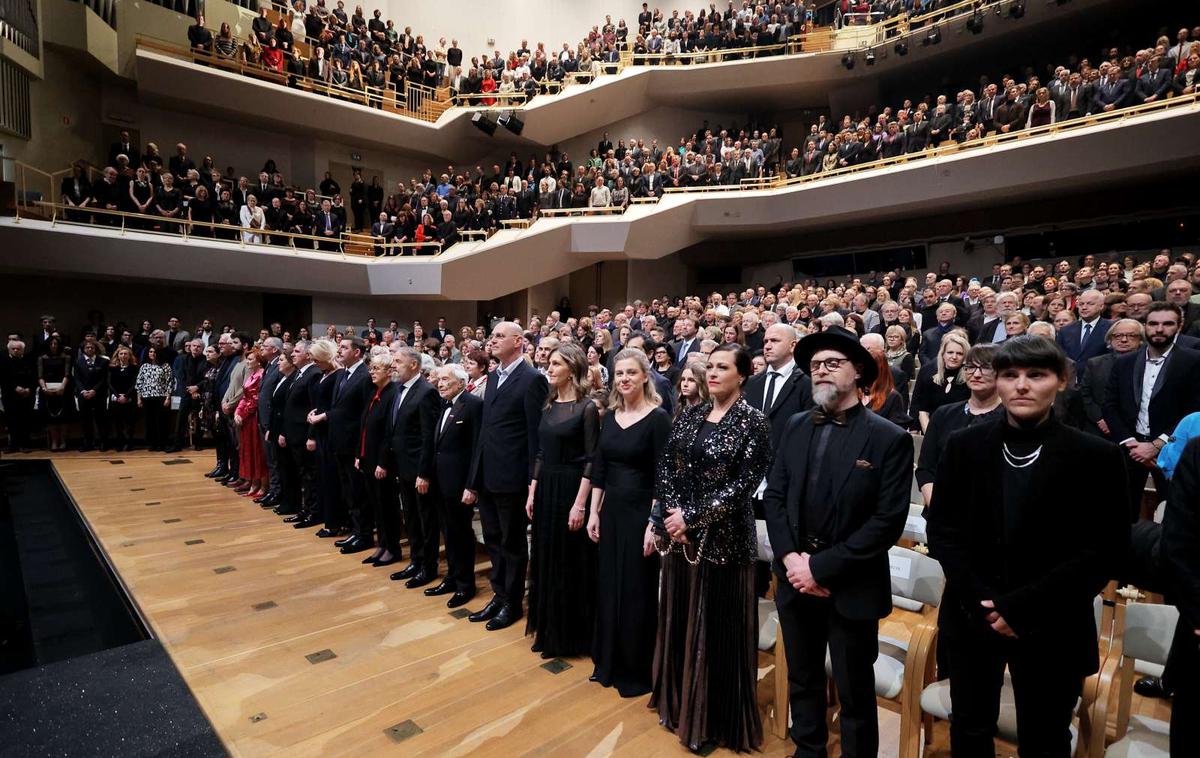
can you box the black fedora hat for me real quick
[794,326,878,387]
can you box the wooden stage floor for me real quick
[21,450,1168,756]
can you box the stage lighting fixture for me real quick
[894,41,908,56]
[842,54,855,70]
[471,112,497,136]
[497,113,524,135]
[1009,1,1026,18]
[865,50,876,65]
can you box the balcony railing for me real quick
[0,0,40,58]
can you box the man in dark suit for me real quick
[431,318,451,344]
[919,302,959,365]
[314,198,343,252]
[360,318,382,344]
[928,336,1128,756]
[763,327,913,757]
[108,131,138,167]
[1056,289,1111,382]
[276,341,320,518]
[165,339,204,454]
[254,338,286,507]
[1079,319,1142,439]
[369,212,394,256]
[1093,68,1133,113]
[1164,436,1200,755]
[426,364,483,608]
[73,339,110,452]
[323,337,372,542]
[1103,303,1200,520]
[743,323,813,451]
[1135,55,1174,103]
[671,317,701,366]
[903,110,931,153]
[640,169,665,198]
[385,347,443,588]
[465,322,548,631]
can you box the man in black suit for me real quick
[369,212,394,256]
[1056,289,1111,382]
[1093,67,1133,113]
[1135,55,1173,103]
[165,339,204,453]
[1103,303,1200,520]
[431,317,451,344]
[323,337,371,542]
[903,110,931,153]
[465,322,548,631]
[360,318,382,344]
[928,336,1128,755]
[763,327,913,757]
[640,169,664,198]
[744,323,813,451]
[314,198,342,252]
[384,347,442,589]
[254,338,285,507]
[108,130,137,168]
[919,302,959,365]
[276,341,320,518]
[73,339,109,451]
[1164,436,1200,755]
[426,364,483,608]
[1079,319,1142,439]
[671,317,701,366]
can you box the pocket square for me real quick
[854,459,874,470]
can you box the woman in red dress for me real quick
[480,71,497,106]
[235,349,268,498]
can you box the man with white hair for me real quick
[427,364,484,608]
[1056,288,1111,380]
[861,332,908,394]
[980,291,1020,343]
[1,339,36,452]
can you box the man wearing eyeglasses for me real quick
[1079,319,1143,439]
[763,326,913,757]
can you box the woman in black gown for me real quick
[651,344,772,753]
[588,348,671,697]
[525,342,600,658]
[305,339,341,530]
[107,345,139,451]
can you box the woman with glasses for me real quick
[916,344,1005,507]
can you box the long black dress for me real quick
[590,406,671,697]
[310,370,340,526]
[526,398,600,658]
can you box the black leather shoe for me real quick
[405,571,433,589]
[1134,676,1172,699]
[371,556,398,568]
[391,564,420,581]
[485,604,522,631]
[315,528,342,538]
[205,466,225,478]
[274,508,298,516]
[334,535,356,547]
[282,514,304,523]
[468,597,502,623]
[340,541,372,555]
[362,553,383,565]
[293,517,321,529]
[253,495,270,504]
[424,580,455,597]
[447,591,475,609]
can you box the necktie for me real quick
[811,408,847,426]
[762,371,778,412]
[1081,322,1092,348]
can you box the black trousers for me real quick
[477,488,528,606]
[399,477,440,575]
[143,398,170,449]
[1121,446,1168,522]
[290,444,317,516]
[77,396,108,445]
[225,413,240,476]
[263,431,280,496]
[337,453,370,539]
[945,628,1083,757]
[110,400,136,444]
[775,582,880,757]
[1168,615,1199,755]
[172,395,193,447]
[275,440,299,514]
[2,399,34,449]
[437,483,477,593]
[366,472,400,556]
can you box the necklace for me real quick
[1002,443,1042,468]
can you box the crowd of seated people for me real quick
[4,246,1199,753]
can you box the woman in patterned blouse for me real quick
[135,345,174,451]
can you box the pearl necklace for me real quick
[1002,442,1042,469]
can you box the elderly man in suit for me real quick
[1093,67,1132,112]
[1079,319,1142,439]
[276,341,321,518]
[465,321,548,631]
[254,338,285,507]
[322,337,372,541]
[763,327,913,757]
[1056,289,1111,382]
[426,363,483,608]
[385,346,443,588]
[1103,303,1200,520]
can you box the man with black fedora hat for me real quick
[763,326,914,757]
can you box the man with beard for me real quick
[763,326,913,757]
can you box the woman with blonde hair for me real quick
[911,330,970,431]
[303,338,341,528]
[526,342,600,658]
[234,348,268,498]
[589,348,671,697]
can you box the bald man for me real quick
[464,321,548,631]
[1055,289,1111,381]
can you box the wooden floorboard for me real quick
[9,450,1170,756]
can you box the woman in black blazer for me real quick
[357,353,398,566]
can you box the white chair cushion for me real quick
[756,520,774,562]
[921,673,1079,748]
[758,599,779,651]
[892,594,925,613]
[825,635,908,699]
[1105,715,1171,758]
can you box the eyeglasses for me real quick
[809,358,851,373]
[964,363,995,376]
[1109,332,1141,341]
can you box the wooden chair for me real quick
[1088,600,1177,757]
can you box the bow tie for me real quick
[811,408,848,426]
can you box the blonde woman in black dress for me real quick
[651,344,772,752]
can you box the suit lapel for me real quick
[767,373,798,417]
[1132,350,1148,406]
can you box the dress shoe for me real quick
[468,597,502,623]
[340,540,372,555]
[485,604,522,631]
[405,570,433,589]
[390,564,420,581]
[363,554,383,565]
[424,580,455,597]
[274,508,298,517]
[447,591,475,609]
[1134,676,1172,698]
[293,517,321,529]
[282,515,303,524]
[315,528,344,538]
[205,466,225,478]
[370,555,397,568]
[334,535,356,547]
[253,494,270,504]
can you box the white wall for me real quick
[382,0,647,62]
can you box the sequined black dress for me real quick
[526,398,601,657]
[649,399,772,753]
[590,406,671,697]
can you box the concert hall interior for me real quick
[2,0,1199,755]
